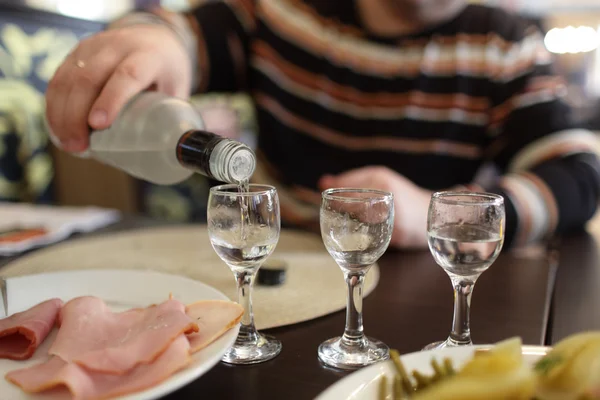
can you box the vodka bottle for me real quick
[48,92,256,185]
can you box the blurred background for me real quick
[0,0,599,221]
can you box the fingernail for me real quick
[89,109,107,128]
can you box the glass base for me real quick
[422,337,473,351]
[221,333,282,365]
[318,336,389,370]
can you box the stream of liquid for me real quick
[238,179,250,241]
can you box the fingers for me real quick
[45,60,73,147]
[318,171,367,190]
[65,49,124,151]
[318,168,376,190]
[89,52,163,130]
[46,44,124,151]
[318,166,397,191]
[317,174,335,190]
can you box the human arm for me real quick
[459,19,600,248]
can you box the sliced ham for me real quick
[5,296,242,400]
[185,300,244,353]
[0,298,63,360]
[6,334,191,400]
[49,296,198,375]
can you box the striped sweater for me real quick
[126,0,600,247]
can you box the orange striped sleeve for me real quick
[225,0,257,33]
[254,92,483,159]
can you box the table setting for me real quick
[3,0,600,395]
[0,184,598,400]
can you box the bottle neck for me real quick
[176,130,256,184]
[176,130,222,180]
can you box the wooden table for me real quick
[0,217,563,399]
[548,230,600,343]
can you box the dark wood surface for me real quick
[0,218,564,399]
[548,231,600,343]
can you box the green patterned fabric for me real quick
[0,8,97,203]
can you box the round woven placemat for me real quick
[0,225,379,330]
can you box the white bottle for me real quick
[48,92,256,185]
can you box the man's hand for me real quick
[46,24,192,152]
[318,166,432,249]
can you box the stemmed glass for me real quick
[318,188,394,370]
[423,191,505,350]
[207,184,281,364]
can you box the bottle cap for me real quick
[228,148,256,183]
[257,258,287,286]
[210,140,256,183]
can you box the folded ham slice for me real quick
[49,297,198,374]
[6,334,191,400]
[185,300,244,353]
[5,296,242,400]
[0,298,62,360]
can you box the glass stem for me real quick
[448,277,476,345]
[342,272,366,347]
[234,269,259,343]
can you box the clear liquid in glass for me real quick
[321,211,392,271]
[317,189,394,370]
[238,179,250,241]
[428,223,503,277]
[323,232,385,271]
[211,226,277,272]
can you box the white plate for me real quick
[0,270,239,400]
[316,345,549,400]
[0,204,120,256]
